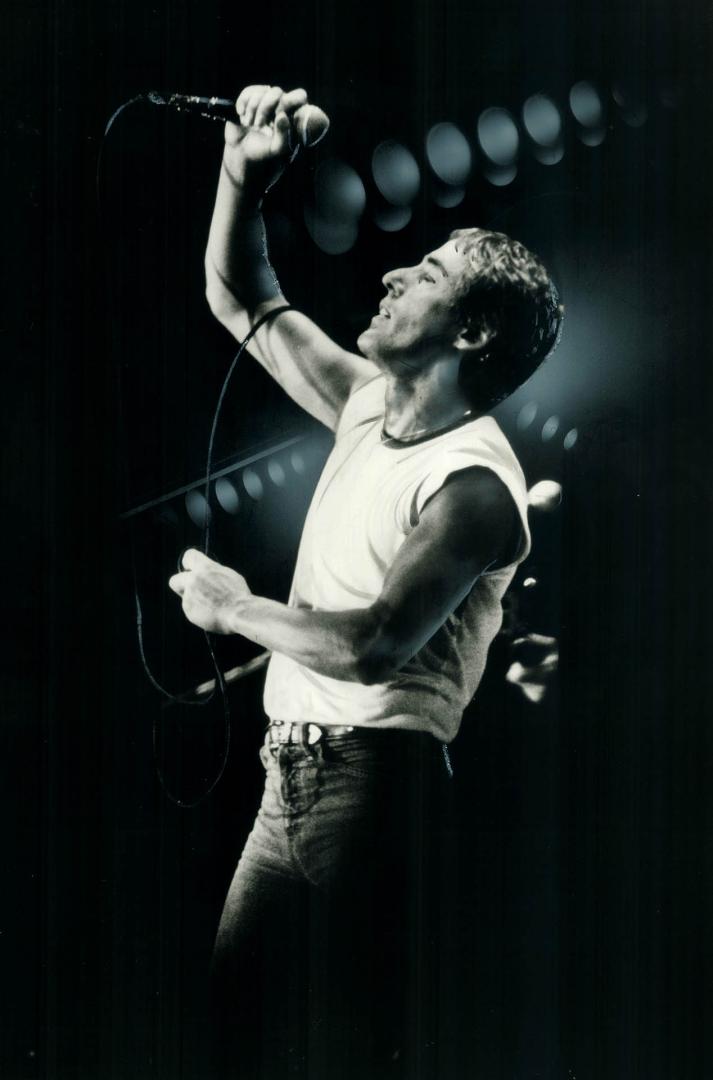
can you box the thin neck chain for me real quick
[380,407,474,447]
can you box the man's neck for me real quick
[381,356,475,441]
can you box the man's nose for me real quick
[382,267,405,296]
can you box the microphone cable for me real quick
[98,92,294,806]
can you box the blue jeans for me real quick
[210,723,452,1079]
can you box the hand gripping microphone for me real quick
[146,91,330,147]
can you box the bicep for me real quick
[370,468,518,669]
[215,296,375,430]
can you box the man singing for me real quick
[169,85,562,1078]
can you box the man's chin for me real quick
[357,325,401,371]
[356,326,380,359]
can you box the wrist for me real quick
[224,592,253,636]
[221,157,267,210]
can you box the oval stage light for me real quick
[185,490,211,527]
[563,427,579,450]
[433,184,465,208]
[483,163,518,186]
[426,123,472,186]
[215,477,240,515]
[569,81,604,128]
[304,207,359,255]
[522,93,562,147]
[372,141,420,206]
[373,205,412,232]
[541,415,560,442]
[267,460,286,487]
[532,144,564,166]
[314,159,366,222]
[477,107,519,167]
[242,468,264,501]
[578,127,606,147]
[517,401,538,430]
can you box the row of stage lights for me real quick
[182,446,311,528]
[140,401,577,531]
[174,405,577,530]
[305,79,674,254]
[516,401,578,451]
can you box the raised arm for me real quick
[168,467,519,684]
[205,84,373,430]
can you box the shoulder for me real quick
[414,418,531,567]
[419,466,518,558]
[435,464,517,513]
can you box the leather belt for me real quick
[266,721,355,747]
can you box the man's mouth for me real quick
[374,303,391,321]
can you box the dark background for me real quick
[3,0,712,1076]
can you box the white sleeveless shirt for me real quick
[263,374,531,743]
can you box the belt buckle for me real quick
[266,722,322,747]
[306,723,322,745]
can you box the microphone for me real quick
[146,91,330,147]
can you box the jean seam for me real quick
[287,829,324,889]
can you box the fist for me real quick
[168,548,251,635]
[223,85,329,190]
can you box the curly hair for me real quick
[449,227,563,410]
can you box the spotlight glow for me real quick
[483,164,517,186]
[373,206,412,232]
[371,141,420,206]
[185,490,211,527]
[304,207,358,255]
[267,460,286,487]
[541,415,560,442]
[611,82,648,127]
[522,94,562,147]
[569,81,604,127]
[291,451,306,475]
[563,428,579,450]
[314,159,366,222]
[242,468,264,500]
[433,185,465,208]
[477,107,519,166]
[215,477,240,515]
[425,123,472,186]
[578,128,606,147]
[517,401,538,430]
[532,144,564,166]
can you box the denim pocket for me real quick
[322,735,394,779]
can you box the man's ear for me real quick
[454,316,496,357]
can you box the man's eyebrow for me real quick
[424,255,449,278]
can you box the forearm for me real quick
[204,156,282,322]
[227,594,392,684]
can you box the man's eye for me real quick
[419,274,435,284]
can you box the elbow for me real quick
[349,608,405,685]
[205,280,241,324]
[204,255,243,323]
[352,655,397,686]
